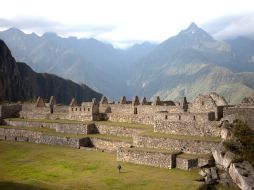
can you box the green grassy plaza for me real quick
[0,141,202,190]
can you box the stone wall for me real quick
[154,120,221,137]
[0,104,22,119]
[133,135,220,154]
[20,103,70,120]
[223,107,254,129]
[89,137,132,152]
[95,124,144,137]
[176,157,198,170]
[117,148,177,169]
[0,127,89,148]
[107,104,184,125]
[155,112,215,123]
[4,120,96,134]
[108,113,154,125]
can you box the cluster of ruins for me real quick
[1,92,254,189]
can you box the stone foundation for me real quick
[117,148,177,169]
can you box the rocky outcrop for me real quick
[0,39,102,104]
[229,161,254,190]
[212,146,238,169]
[212,145,254,190]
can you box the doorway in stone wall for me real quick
[134,107,138,114]
[50,107,53,114]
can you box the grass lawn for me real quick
[0,141,202,190]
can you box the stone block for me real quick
[210,167,218,180]
[222,151,237,169]
[176,157,198,170]
[212,145,226,168]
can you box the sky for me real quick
[0,0,254,48]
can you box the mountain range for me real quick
[0,39,102,104]
[1,23,254,103]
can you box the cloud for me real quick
[202,12,254,40]
[0,16,117,38]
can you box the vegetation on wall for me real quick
[223,119,254,167]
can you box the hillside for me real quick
[1,24,254,103]
[0,28,155,98]
[0,39,102,104]
[127,23,254,103]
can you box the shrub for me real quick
[224,120,254,167]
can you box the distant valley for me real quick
[1,23,254,103]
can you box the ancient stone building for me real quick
[18,92,230,126]
[223,94,254,130]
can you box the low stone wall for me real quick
[0,127,88,148]
[4,120,96,134]
[176,157,198,170]
[89,137,132,152]
[95,124,144,137]
[133,135,220,154]
[154,120,221,137]
[117,148,176,169]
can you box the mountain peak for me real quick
[183,22,201,34]
[178,22,214,42]
[4,27,25,35]
[188,22,198,30]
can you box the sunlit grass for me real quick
[0,141,201,190]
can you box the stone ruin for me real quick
[1,92,254,190]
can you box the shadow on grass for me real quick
[0,181,47,190]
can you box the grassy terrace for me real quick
[6,118,153,130]
[6,118,91,124]
[141,131,221,142]
[0,141,201,190]
[94,121,153,130]
[0,125,133,142]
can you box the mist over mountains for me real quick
[1,23,254,103]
